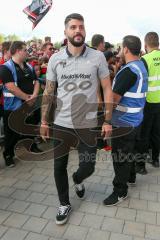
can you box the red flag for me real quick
[23,0,52,29]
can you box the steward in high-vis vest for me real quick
[0,41,40,167]
[3,59,34,111]
[136,32,160,174]
[103,35,148,207]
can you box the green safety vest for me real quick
[142,50,160,103]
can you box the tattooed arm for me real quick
[40,80,56,140]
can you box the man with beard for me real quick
[40,13,113,225]
[103,35,148,206]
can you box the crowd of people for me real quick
[0,12,160,225]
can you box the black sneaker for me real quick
[3,153,15,168]
[55,205,72,225]
[103,191,128,206]
[72,173,85,199]
[30,144,43,153]
[74,183,85,199]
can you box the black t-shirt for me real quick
[113,67,137,96]
[0,61,37,94]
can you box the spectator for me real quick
[41,42,54,60]
[91,34,105,51]
[105,41,114,51]
[0,41,12,64]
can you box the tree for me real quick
[54,41,61,49]
[86,41,91,47]
[0,34,5,44]
[4,34,20,42]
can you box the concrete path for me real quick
[0,148,160,240]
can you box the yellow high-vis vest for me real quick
[142,50,160,103]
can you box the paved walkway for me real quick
[0,148,160,240]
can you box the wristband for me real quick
[104,119,112,125]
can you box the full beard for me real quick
[68,35,85,47]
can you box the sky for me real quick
[0,0,160,46]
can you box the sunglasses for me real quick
[48,48,54,51]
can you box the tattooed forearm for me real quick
[41,80,56,124]
[101,76,113,121]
